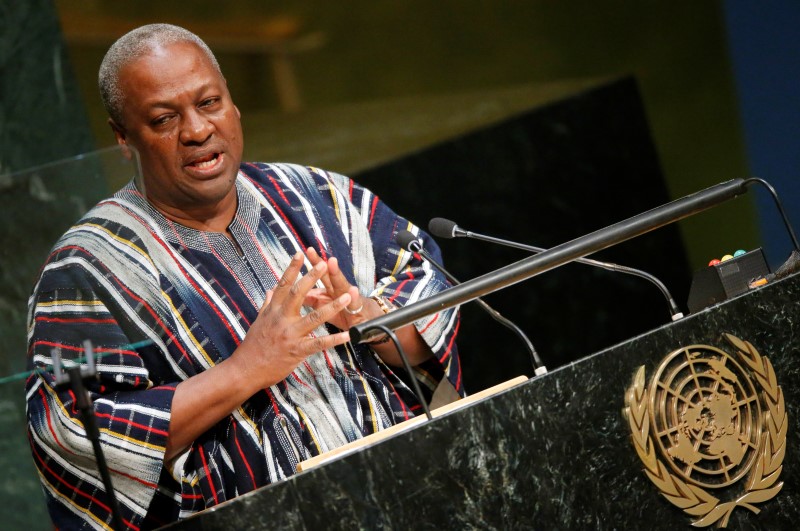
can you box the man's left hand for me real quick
[304,247,379,330]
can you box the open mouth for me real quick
[188,152,221,169]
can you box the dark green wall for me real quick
[0,1,95,528]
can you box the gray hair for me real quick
[98,23,222,125]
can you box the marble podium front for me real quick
[166,272,800,530]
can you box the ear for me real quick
[108,118,126,144]
[108,118,132,160]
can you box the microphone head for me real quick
[395,230,422,252]
[428,218,460,239]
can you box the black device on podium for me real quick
[686,248,770,313]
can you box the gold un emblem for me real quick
[623,334,786,527]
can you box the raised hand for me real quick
[166,252,358,460]
[304,247,373,330]
[302,247,433,368]
[232,251,354,390]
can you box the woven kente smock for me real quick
[26,163,462,529]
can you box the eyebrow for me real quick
[142,81,219,110]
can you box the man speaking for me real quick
[26,24,461,529]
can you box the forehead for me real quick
[118,42,223,107]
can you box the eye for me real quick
[151,114,174,127]
[200,97,220,108]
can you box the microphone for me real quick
[350,178,748,343]
[395,230,547,376]
[429,218,685,321]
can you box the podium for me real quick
[165,271,800,529]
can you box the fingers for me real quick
[327,257,346,288]
[301,292,352,331]
[306,248,363,313]
[306,248,351,297]
[327,257,363,312]
[305,248,350,289]
[287,261,329,314]
[303,329,351,355]
[269,250,363,343]
[271,252,330,313]
[242,253,357,385]
[272,253,355,326]
[270,252,305,305]
[306,247,335,295]
[303,287,330,309]
[284,292,354,355]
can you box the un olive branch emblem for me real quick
[623,334,786,527]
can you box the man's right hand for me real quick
[232,251,353,390]
[164,251,353,462]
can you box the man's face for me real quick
[111,41,244,215]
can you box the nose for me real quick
[179,109,214,145]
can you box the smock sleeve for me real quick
[26,240,178,530]
[319,169,464,396]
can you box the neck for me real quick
[151,188,238,233]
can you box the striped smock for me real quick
[25,163,461,530]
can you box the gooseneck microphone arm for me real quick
[350,179,747,343]
[743,178,800,252]
[395,231,547,375]
[429,218,685,321]
[373,324,433,420]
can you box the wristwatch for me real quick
[370,295,395,315]
[365,295,395,345]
